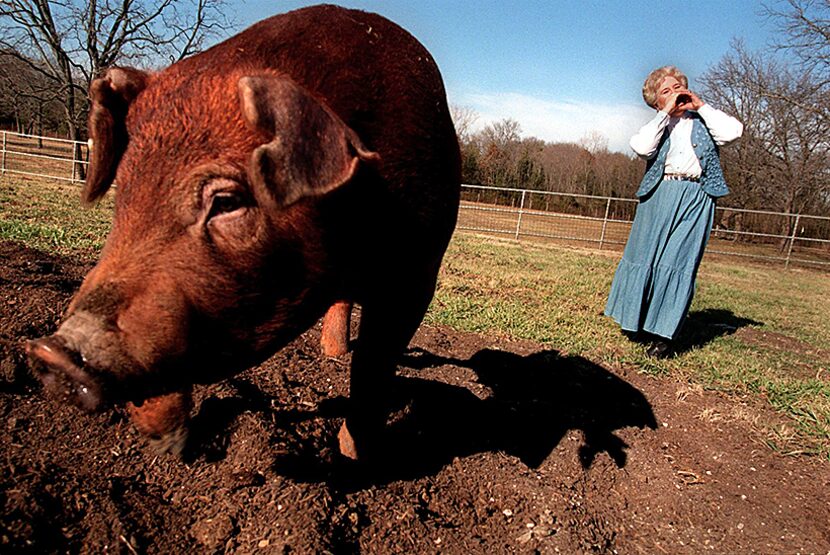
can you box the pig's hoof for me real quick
[338,422,359,460]
[321,338,349,359]
[148,425,189,457]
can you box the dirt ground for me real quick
[1,240,828,554]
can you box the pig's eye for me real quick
[206,191,245,220]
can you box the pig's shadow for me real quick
[188,347,657,487]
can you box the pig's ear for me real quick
[84,67,149,205]
[238,75,380,208]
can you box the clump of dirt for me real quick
[735,327,830,363]
[1,240,828,553]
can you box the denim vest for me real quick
[635,114,730,198]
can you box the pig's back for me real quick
[200,5,459,214]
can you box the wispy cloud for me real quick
[450,89,654,154]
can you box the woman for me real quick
[605,66,743,357]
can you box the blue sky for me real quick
[235,1,780,152]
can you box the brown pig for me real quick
[26,4,460,460]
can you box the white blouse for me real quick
[629,104,743,177]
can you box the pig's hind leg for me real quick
[321,301,352,358]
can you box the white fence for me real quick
[2,130,829,269]
[458,184,830,269]
[1,130,89,182]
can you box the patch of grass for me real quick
[428,235,615,353]
[0,174,112,257]
[429,233,830,459]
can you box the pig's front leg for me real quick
[338,345,394,461]
[127,389,193,456]
[338,271,437,460]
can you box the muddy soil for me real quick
[1,241,828,554]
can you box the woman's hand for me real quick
[659,89,705,115]
[678,90,705,111]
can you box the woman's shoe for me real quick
[646,340,672,358]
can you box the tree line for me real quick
[454,109,644,204]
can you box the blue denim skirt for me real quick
[605,178,715,340]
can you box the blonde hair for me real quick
[642,66,688,108]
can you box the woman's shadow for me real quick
[676,308,762,354]
[624,308,762,356]
[265,346,658,487]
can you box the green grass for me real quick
[0,174,113,257]
[428,233,830,459]
[3,174,830,459]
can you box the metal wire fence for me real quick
[2,130,829,269]
[459,184,830,270]
[1,130,89,182]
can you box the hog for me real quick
[26,4,460,460]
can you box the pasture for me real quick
[1,173,829,553]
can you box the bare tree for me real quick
[573,131,609,196]
[762,0,830,133]
[700,42,773,211]
[578,130,609,155]
[450,104,478,143]
[482,118,522,148]
[477,119,523,187]
[701,40,830,242]
[0,0,234,176]
[766,0,830,85]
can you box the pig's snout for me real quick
[26,335,105,412]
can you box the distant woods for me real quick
[452,107,644,200]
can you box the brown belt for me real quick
[663,173,700,183]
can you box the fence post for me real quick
[785,213,801,268]
[1,131,6,176]
[71,140,77,182]
[598,197,611,250]
[514,190,526,240]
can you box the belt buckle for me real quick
[665,174,695,182]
